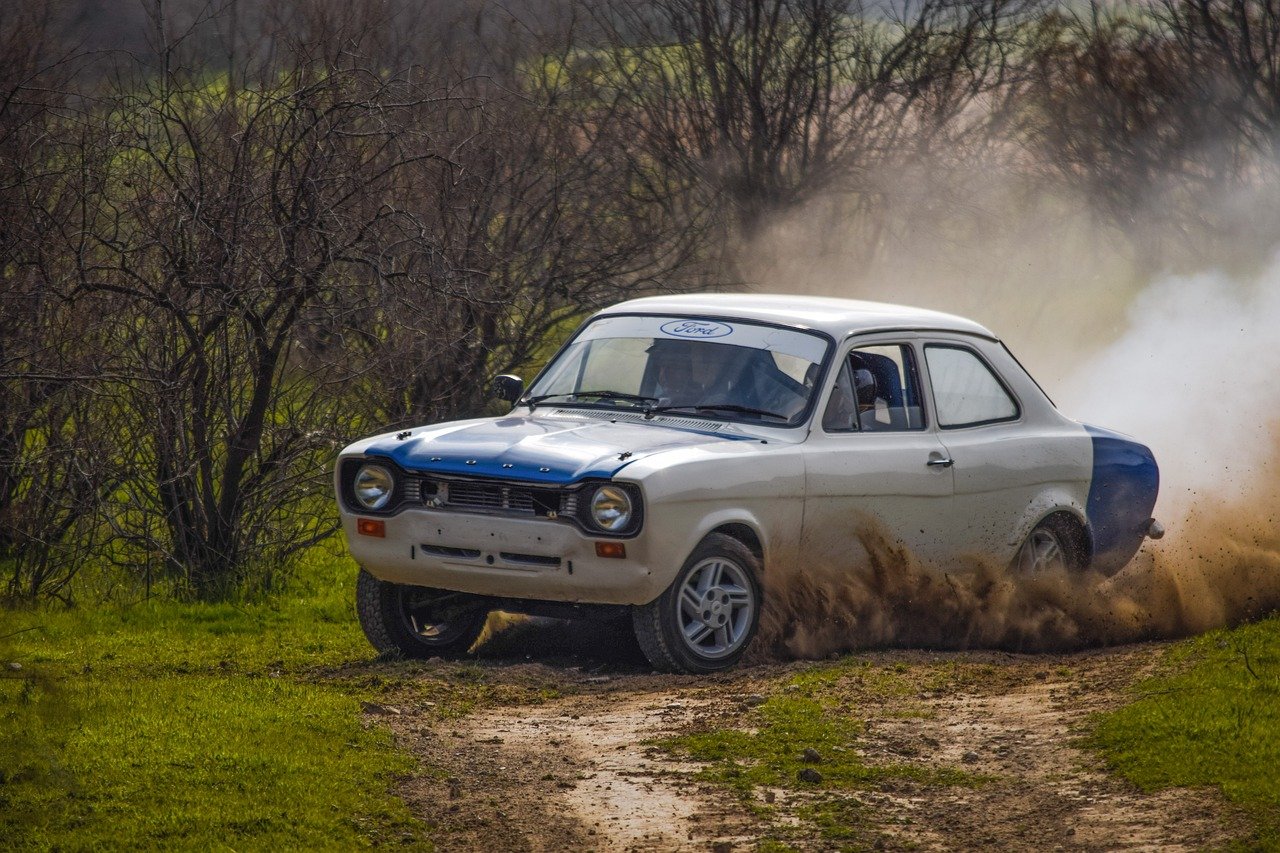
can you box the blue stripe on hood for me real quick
[362,413,747,484]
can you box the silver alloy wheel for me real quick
[1017,526,1066,573]
[675,556,755,659]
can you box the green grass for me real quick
[1090,615,1280,849]
[0,545,430,850]
[660,660,980,848]
[670,693,878,792]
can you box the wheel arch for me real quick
[1043,508,1093,566]
[708,521,764,566]
[1014,495,1094,567]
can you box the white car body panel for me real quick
[801,429,955,565]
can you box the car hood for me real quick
[357,412,756,484]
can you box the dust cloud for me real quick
[1057,258,1280,521]
[741,181,1280,656]
[756,497,1280,657]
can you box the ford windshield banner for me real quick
[574,314,829,364]
[659,320,733,339]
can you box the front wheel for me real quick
[356,569,489,658]
[633,533,761,673]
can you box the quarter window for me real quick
[925,345,1018,428]
[822,344,925,432]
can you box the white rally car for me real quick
[336,295,1161,672]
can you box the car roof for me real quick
[597,293,997,340]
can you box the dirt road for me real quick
[371,625,1243,851]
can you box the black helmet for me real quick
[849,355,877,407]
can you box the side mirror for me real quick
[490,374,524,404]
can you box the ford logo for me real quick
[659,320,733,339]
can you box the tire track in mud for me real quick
[388,676,763,852]
[382,646,1244,851]
[467,693,759,850]
[854,648,1243,851]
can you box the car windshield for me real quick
[524,315,830,427]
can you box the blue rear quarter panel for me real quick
[1084,425,1159,574]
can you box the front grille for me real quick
[448,481,534,512]
[407,473,574,519]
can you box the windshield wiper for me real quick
[525,390,660,409]
[645,403,790,422]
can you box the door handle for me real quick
[926,456,954,468]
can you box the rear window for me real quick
[924,345,1019,428]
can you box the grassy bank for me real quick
[1090,615,1280,849]
[0,547,429,850]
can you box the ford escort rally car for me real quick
[337,294,1162,672]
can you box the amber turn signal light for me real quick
[594,541,626,559]
[356,518,386,538]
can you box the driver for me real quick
[850,354,878,416]
[650,341,728,406]
[821,354,877,431]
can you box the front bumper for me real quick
[340,507,670,606]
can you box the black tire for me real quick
[632,533,762,674]
[1013,513,1089,573]
[356,569,489,659]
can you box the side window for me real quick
[822,344,925,432]
[924,345,1019,428]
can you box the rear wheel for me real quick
[356,569,489,658]
[1014,514,1088,573]
[633,533,761,673]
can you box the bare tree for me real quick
[571,0,1035,244]
[0,1,115,604]
[331,62,718,429]
[1160,0,1280,157]
[1017,0,1280,270]
[1,0,720,603]
[0,292,120,604]
[58,16,452,598]
[1020,10,1206,227]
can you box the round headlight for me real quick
[353,464,395,510]
[590,485,633,532]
